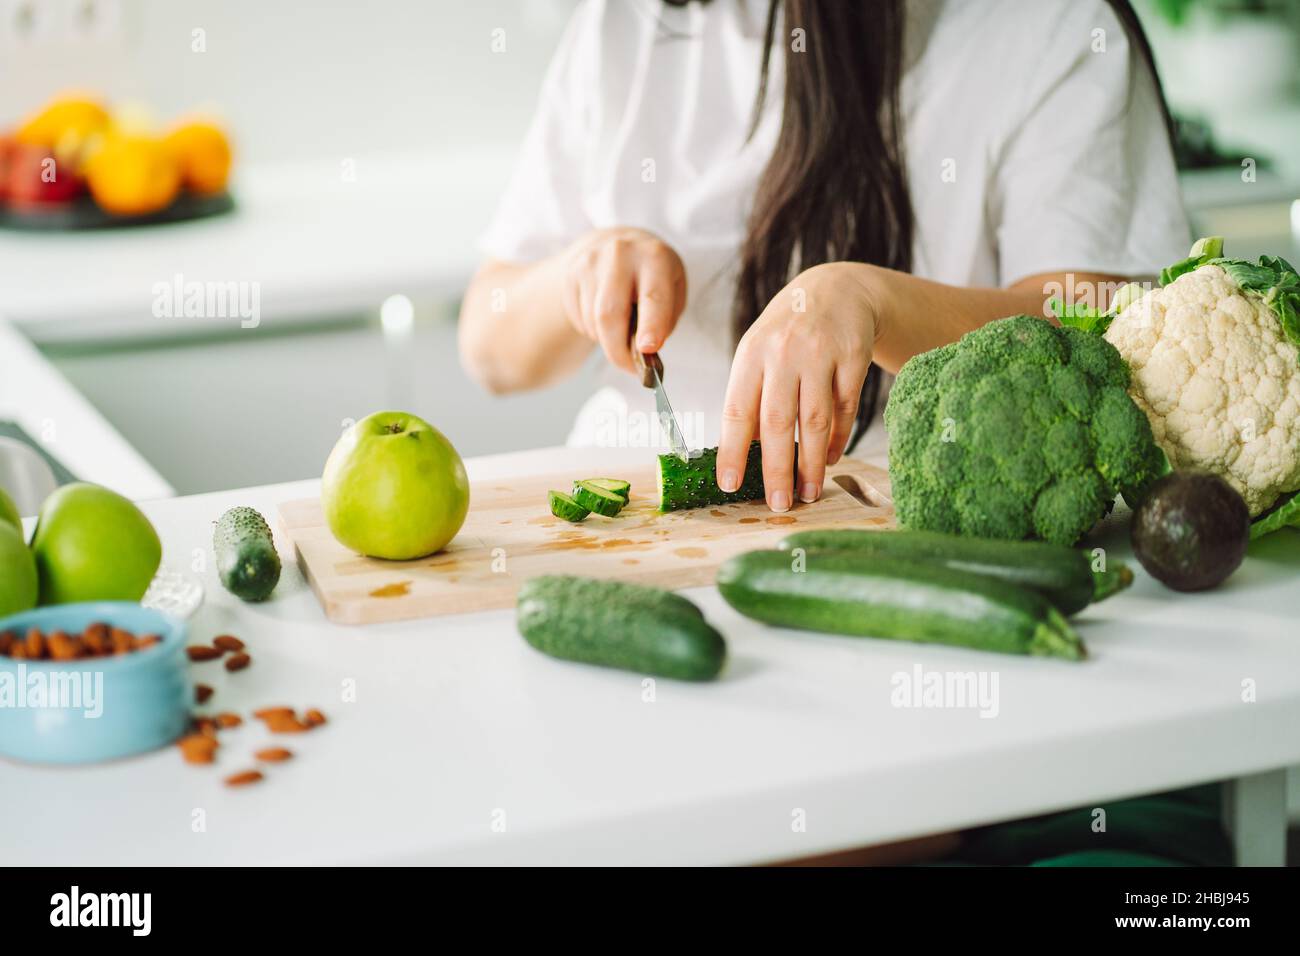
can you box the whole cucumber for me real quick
[776,528,1131,615]
[214,506,281,602]
[517,575,724,680]
[717,550,1085,660]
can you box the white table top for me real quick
[0,149,512,345]
[4,444,1299,866]
[0,318,173,503]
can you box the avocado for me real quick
[1131,471,1249,592]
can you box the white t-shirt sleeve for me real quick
[479,1,599,264]
[989,1,1190,285]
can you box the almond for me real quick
[264,712,309,733]
[255,747,293,762]
[47,630,77,661]
[110,627,134,654]
[224,652,251,672]
[179,734,217,764]
[213,634,245,652]
[216,712,242,729]
[304,708,327,727]
[0,630,15,655]
[224,770,263,787]
[24,627,44,659]
[253,706,295,720]
[195,683,214,704]
[187,645,222,662]
[83,621,109,648]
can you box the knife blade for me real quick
[630,308,695,462]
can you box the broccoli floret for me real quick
[885,314,1164,545]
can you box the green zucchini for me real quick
[572,480,625,516]
[776,529,1131,615]
[517,576,724,680]
[717,550,1085,660]
[583,478,631,502]
[658,441,786,512]
[549,490,590,523]
[214,506,281,602]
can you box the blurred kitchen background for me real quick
[1,0,1298,498]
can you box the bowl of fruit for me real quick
[0,92,235,230]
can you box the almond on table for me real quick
[213,634,245,652]
[224,770,263,787]
[224,652,251,672]
[186,645,222,662]
[255,747,293,762]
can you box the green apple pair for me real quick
[0,483,161,617]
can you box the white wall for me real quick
[1,0,574,163]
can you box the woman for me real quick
[459,0,1188,513]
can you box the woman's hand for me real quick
[716,262,878,512]
[561,227,688,373]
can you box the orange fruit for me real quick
[15,95,110,148]
[84,136,181,216]
[164,121,232,195]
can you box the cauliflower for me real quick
[885,315,1165,545]
[1100,238,1300,515]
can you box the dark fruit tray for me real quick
[0,190,235,231]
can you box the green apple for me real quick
[31,483,162,605]
[0,485,21,532]
[322,410,469,560]
[0,521,37,616]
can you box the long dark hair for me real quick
[665,0,1172,450]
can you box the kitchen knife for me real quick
[630,308,695,462]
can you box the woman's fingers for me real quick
[758,368,800,512]
[827,362,867,465]
[796,373,835,502]
[591,247,637,373]
[717,349,761,494]
[634,248,686,353]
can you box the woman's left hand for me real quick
[716,262,878,512]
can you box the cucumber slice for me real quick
[582,478,631,502]
[572,480,625,517]
[549,490,591,523]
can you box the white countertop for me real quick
[0,318,172,503]
[4,444,1298,866]
[0,149,513,345]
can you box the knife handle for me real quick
[628,304,664,389]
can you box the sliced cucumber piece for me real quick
[572,480,625,517]
[549,490,590,523]
[582,478,631,502]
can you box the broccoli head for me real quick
[883,315,1165,545]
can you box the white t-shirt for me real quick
[481,0,1191,457]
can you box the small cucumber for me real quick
[572,480,625,517]
[549,490,591,523]
[214,506,281,602]
[717,550,1085,660]
[517,575,725,681]
[582,478,631,502]
[776,528,1131,615]
[658,441,787,512]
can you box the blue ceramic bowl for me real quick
[0,602,191,764]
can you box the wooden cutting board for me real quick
[279,457,894,625]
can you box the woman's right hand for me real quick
[561,227,688,373]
